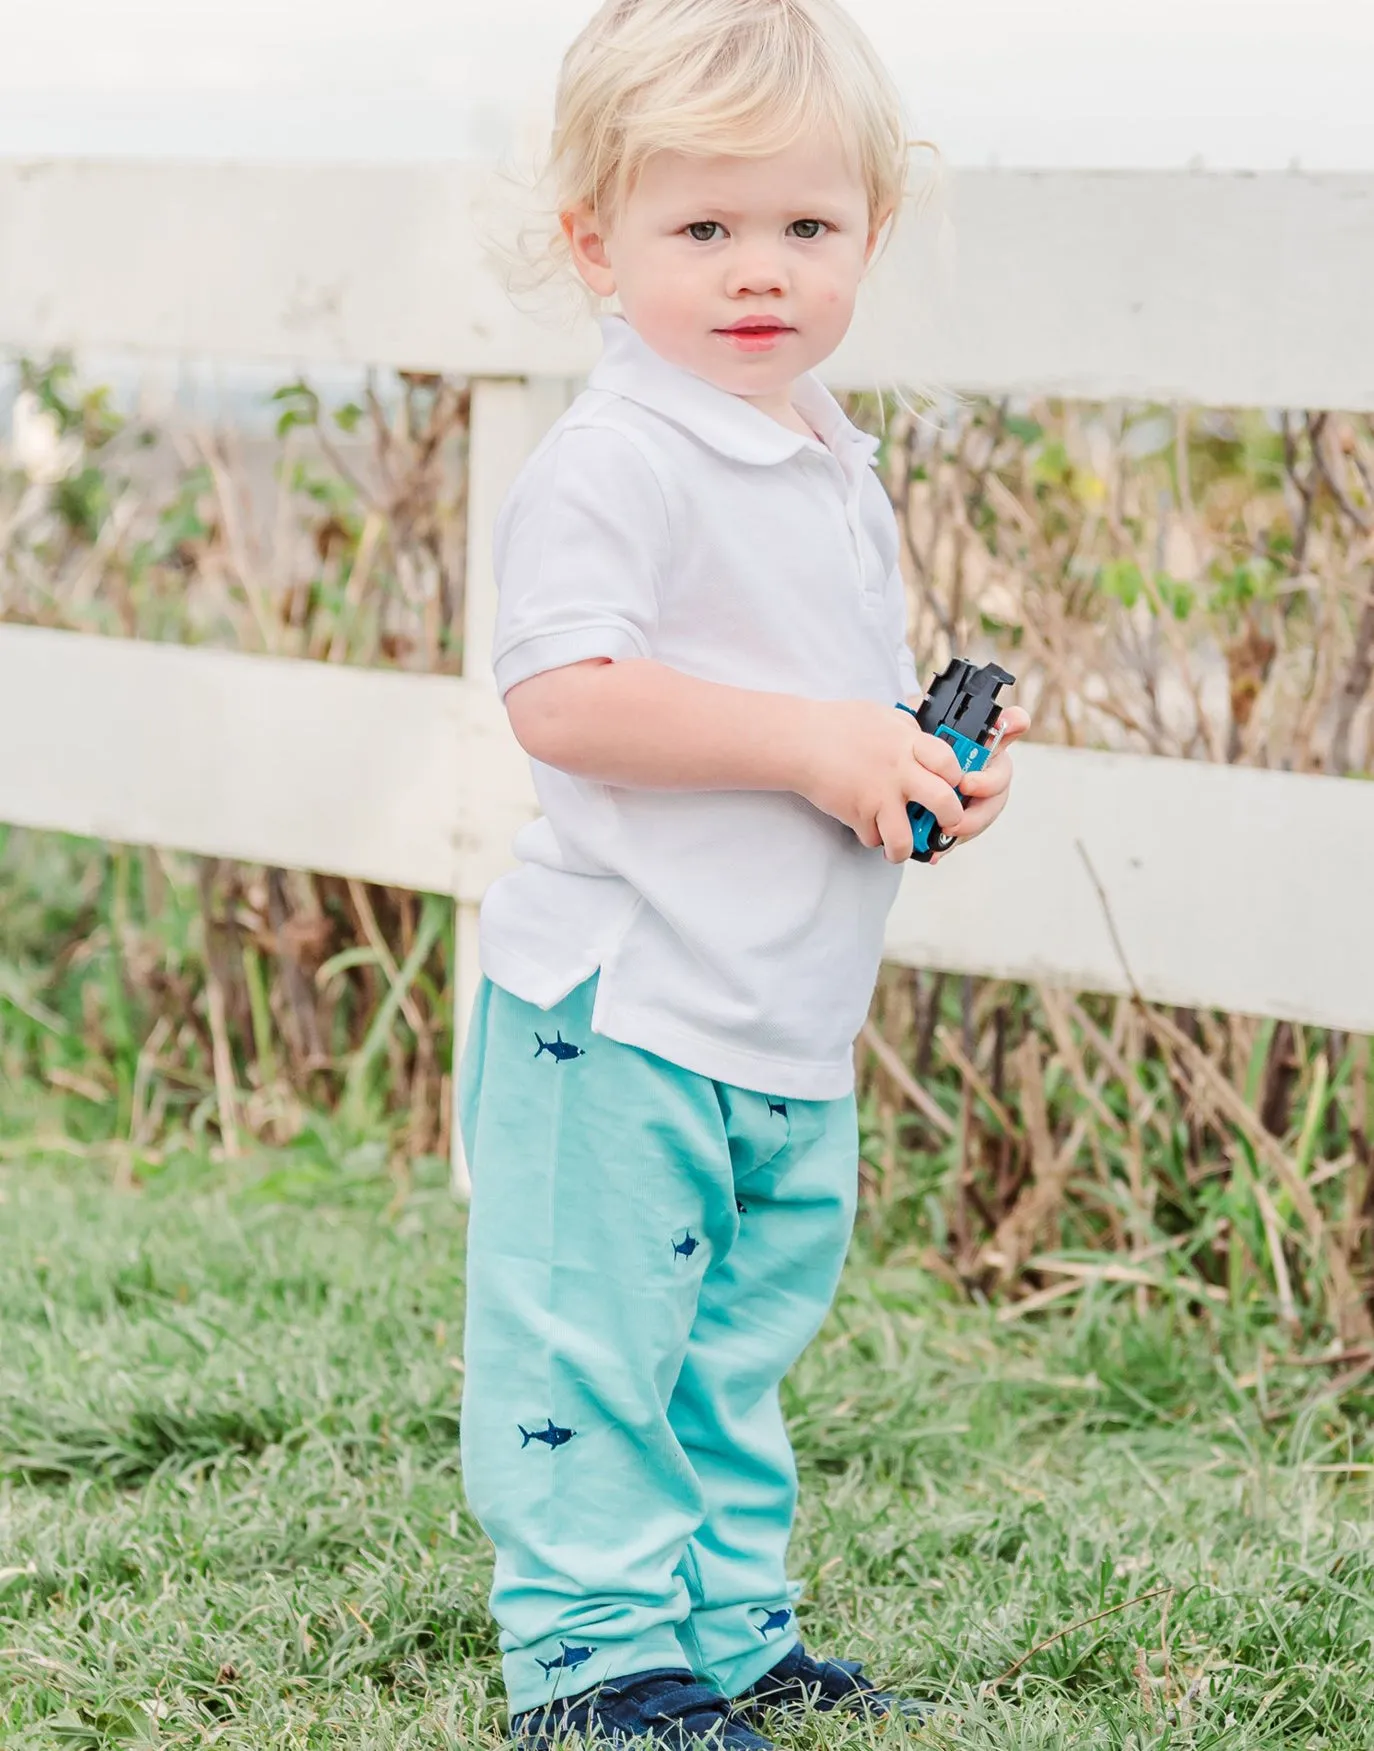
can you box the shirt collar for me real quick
[588,315,881,472]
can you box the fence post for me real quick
[452,375,575,1194]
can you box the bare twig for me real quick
[859,1020,956,1138]
[196,432,278,653]
[1312,421,1373,533]
[1253,1175,1299,1330]
[986,1587,1174,1690]
[204,971,241,1159]
[345,879,426,1037]
[1075,840,1143,1001]
[981,1035,1085,1279]
[1024,1257,1224,1305]
[934,1022,1017,1134]
[1329,571,1374,776]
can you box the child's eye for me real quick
[685,221,724,243]
[788,219,829,240]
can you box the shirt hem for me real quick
[478,937,604,1012]
[589,992,857,1102]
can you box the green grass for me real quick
[2,1151,1372,1749]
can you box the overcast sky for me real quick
[0,0,1369,170]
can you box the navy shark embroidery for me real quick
[767,1098,788,1119]
[755,1607,792,1637]
[672,1232,700,1260]
[535,1031,585,1063]
[519,1418,577,1450]
[736,1199,747,1216]
[537,1642,594,1676]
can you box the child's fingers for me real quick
[959,750,1014,799]
[950,788,1009,839]
[875,798,915,863]
[912,729,965,789]
[905,763,964,832]
[997,706,1032,744]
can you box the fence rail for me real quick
[3,160,1373,1188]
[2,161,1372,407]
[2,622,1371,1037]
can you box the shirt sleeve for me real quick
[490,422,668,698]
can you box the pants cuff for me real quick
[505,1628,691,1716]
[684,1600,801,1698]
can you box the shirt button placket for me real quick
[841,472,869,594]
[817,452,861,589]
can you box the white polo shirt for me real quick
[479,315,921,1100]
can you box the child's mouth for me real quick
[715,322,795,353]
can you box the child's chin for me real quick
[696,352,797,396]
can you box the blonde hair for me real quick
[538,0,912,282]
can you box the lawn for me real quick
[1,1148,1371,1749]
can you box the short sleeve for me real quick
[490,423,668,698]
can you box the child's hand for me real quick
[937,704,1031,851]
[796,700,966,863]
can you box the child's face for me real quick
[565,132,883,414]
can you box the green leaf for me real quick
[1209,555,1278,616]
[269,378,321,438]
[1155,574,1195,621]
[1031,438,1071,489]
[1097,559,1143,609]
[53,466,112,541]
[286,459,357,512]
[79,384,125,450]
[1004,414,1043,445]
[275,406,315,439]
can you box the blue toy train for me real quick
[898,658,1016,863]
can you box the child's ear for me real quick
[562,206,617,298]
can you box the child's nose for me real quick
[725,247,787,298]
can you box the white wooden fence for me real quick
[2,161,1373,1189]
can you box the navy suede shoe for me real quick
[731,1643,935,1724]
[512,1667,775,1748]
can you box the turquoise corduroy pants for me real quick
[458,974,859,1715]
